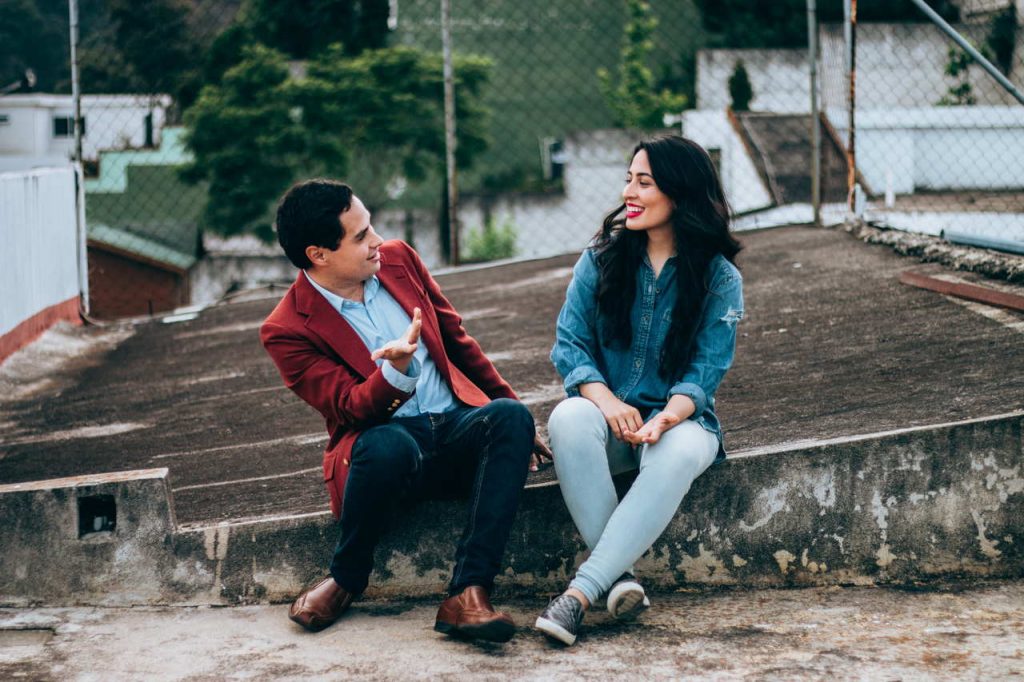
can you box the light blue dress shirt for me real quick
[304,271,458,417]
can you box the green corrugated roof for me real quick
[89,223,196,271]
[85,126,204,268]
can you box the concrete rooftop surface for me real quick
[2,224,1024,679]
[1,225,1022,526]
[2,582,1023,680]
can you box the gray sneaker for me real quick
[535,594,585,645]
[606,573,650,620]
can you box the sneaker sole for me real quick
[434,619,516,643]
[534,616,577,646]
[607,582,650,621]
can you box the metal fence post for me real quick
[68,0,89,316]
[441,0,460,265]
[807,0,821,227]
[844,0,857,213]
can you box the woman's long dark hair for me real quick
[594,135,742,380]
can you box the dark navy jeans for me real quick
[329,398,534,596]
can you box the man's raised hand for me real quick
[371,307,422,373]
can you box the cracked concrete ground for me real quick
[2,581,1022,680]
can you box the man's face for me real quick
[311,195,384,284]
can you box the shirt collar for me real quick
[303,270,380,312]
[641,252,678,271]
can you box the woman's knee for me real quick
[640,422,717,480]
[547,397,604,441]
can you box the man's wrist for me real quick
[391,357,414,374]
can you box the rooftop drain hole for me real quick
[78,494,116,538]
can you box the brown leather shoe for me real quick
[288,576,355,632]
[434,585,516,642]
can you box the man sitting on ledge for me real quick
[260,179,551,642]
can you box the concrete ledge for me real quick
[0,469,176,606]
[3,413,1022,606]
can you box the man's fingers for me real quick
[371,342,417,362]
[405,308,422,344]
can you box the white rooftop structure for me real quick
[0,94,171,173]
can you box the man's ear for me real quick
[305,244,326,266]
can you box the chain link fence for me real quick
[1,0,1021,319]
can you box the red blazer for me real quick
[260,240,517,518]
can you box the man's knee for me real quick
[352,424,420,479]
[485,398,535,434]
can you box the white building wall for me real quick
[818,23,1023,112]
[0,94,170,172]
[697,23,1024,115]
[445,129,642,261]
[696,49,811,113]
[0,167,80,336]
[829,106,1024,193]
[681,109,773,214]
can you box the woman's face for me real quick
[622,149,674,234]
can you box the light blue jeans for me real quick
[548,397,719,606]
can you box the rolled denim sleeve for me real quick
[669,260,744,417]
[550,250,608,395]
[381,356,421,394]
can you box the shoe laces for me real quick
[545,594,584,624]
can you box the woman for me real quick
[535,136,743,646]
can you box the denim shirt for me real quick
[550,248,744,457]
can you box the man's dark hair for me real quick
[275,179,354,269]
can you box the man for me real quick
[261,179,551,642]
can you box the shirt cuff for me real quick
[669,382,707,417]
[563,365,606,396]
[382,357,420,394]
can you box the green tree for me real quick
[597,0,687,129]
[729,60,753,111]
[985,6,1017,75]
[182,45,304,240]
[0,0,67,91]
[183,43,492,240]
[245,0,390,59]
[300,45,490,204]
[695,0,961,49]
[108,0,197,94]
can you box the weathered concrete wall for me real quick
[3,413,1022,606]
[0,469,177,606]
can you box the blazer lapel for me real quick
[294,272,377,379]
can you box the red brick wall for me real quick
[0,297,81,364]
[88,247,189,319]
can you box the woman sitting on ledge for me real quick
[536,135,744,646]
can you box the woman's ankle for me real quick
[565,587,590,611]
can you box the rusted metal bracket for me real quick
[899,271,1024,313]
